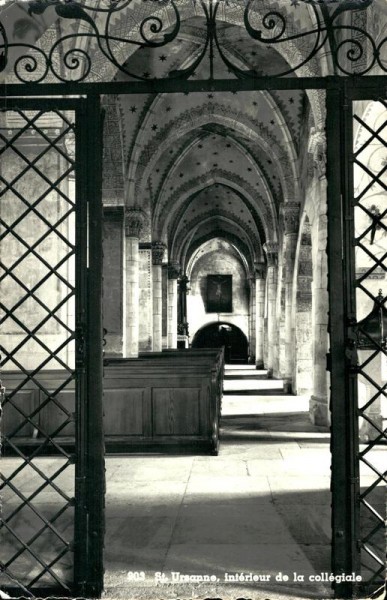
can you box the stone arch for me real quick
[131,107,295,208]
[172,209,261,267]
[156,170,276,245]
[192,322,249,364]
[128,87,299,195]
[164,177,270,250]
[294,216,313,396]
[185,231,254,278]
[187,237,250,342]
[152,127,279,231]
[186,235,252,281]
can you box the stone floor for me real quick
[1,365,384,599]
[103,365,333,600]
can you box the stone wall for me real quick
[1,128,75,370]
[188,242,249,341]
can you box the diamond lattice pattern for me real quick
[0,110,77,593]
[353,99,387,592]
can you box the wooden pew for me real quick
[1,348,224,455]
[104,348,224,454]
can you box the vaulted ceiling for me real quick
[3,0,382,274]
[110,19,309,272]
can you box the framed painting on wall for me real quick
[206,274,232,313]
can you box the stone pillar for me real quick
[167,263,180,349]
[281,203,300,392]
[248,276,256,363]
[311,204,330,426]
[162,264,169,348]
[103,208,124,357]
[275,264,285,378]
[124,209,145,358]
[152,242,166,352]
[178,275,190,338]
[263,242,278,378]
[255,263,266,369]
[295,277,313,394]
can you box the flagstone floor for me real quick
[2,365,384,600]
[103,365,333,600]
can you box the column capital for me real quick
[263,242,278,267]
[254,262,267,280]
[280,202,300,235]
[151,241,166,265]
[178,274,190,293]
[168,262,180,280]
[125,208,146,238]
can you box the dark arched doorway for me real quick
[191,322,248,364]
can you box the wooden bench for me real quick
[1,348,224,455]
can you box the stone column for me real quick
[311,205,330,426]
[247,276,255,363]
[276,261,285,379]
[162,264,169,349]
[124,209,145,358]
[263,242,278,377]
[255,263,266,369]
[281,203,300,392]
[295,277,313,394]
[178,275,190,338]
[103,207,124,356]
[152,241,166,352]
[167,263,180,349]
[307,133,329,425]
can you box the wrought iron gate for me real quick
[328,87,386,599]
[0,0,386,597]
[0,97,104,597]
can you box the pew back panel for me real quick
[1,349,224,454]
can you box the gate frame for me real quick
[1,75,386,598]
[0,95,104,598]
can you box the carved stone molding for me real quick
[263,242,279,267]
[125,208,146,238]
[308,127,326,180]
[168,263,180,280]
[178,275,190,293]
[356,267,386,280]
[281,202,300,235]
[152,241,166,266]
[254,262,267,280]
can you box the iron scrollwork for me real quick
[0,0,383,83]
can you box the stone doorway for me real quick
[191,322,248,364]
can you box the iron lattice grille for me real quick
[0,0,384,84]
[0,109,79,595]
[352,98,387,594]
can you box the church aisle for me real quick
[103,366,332,600]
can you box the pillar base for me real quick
[267,368,273,379]
[283,379,292,394]
[255,360,264,370]
[310,395,330,427]
[177,334,189,349]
